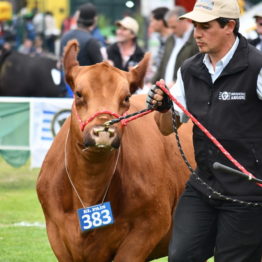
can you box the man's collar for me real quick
[203,37,239,69]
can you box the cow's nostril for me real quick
[108,127,115,137]
[93,126,105,136]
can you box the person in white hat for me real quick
[106,16,145,71]
[146,0,262,261]
[249,12,262,51]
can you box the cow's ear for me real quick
[128,53,150,94]
[63,40,80,90]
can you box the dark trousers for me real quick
[168,184,262,262]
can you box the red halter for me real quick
[73,101,127,131]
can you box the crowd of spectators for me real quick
[0,8,59,58]
[0,2,262,97]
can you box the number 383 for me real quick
[81,210,112,230]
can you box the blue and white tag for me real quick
[77,202,114,231]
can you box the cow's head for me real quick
[63,40,150,151]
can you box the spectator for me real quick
[44,11,59,54]
[248,12,262,51]
[0,21,15,51]
[24,13,36,42]
[61,16,74,34]
[60,3,103,97]
[18,38,35,55]
[106,16,145,71]
[12,15,25,49]
[151,6,198,87]
[60,3,103,66]
[149,7,171,74]
[69,8,106,48]
[34,35,45,56]
[33,9,45,38]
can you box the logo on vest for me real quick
[219,92,246,101]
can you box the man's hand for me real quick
[146,82,172,113]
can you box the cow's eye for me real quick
[75,91,82,98]
[124,95,130,103]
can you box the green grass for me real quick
[0,158,57,262]
[0,158,213,262]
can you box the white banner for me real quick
[30,98,73,168]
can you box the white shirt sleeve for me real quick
[170,68,189,123]
[257,68,262,100]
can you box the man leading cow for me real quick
[147,0,262,261]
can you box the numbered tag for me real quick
[77,202,114,231]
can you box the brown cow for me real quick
[36,40,194,262]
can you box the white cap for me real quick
[180,0,240,23]
[116,16,139,35]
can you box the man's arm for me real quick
[146,69,188,135]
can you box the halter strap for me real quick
[73,101,128,131]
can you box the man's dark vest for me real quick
[181,34,262,202]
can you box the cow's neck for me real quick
[65,134,120,208]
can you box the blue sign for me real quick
[77,202,114,231]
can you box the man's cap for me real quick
[115,16,139,35]
[253,11,262,19]
[179,0,240,23]
[77,3,96,26]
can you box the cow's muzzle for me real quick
[83,125,120,149]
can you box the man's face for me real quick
[167,16,186,37]
[116,25,135,43]
[256,17,262,35]
[149,17,164,33]
[193,20,233,54]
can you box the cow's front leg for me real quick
[113,218,170,262]
[46,220,75,262]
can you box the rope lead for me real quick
[104,108,153,127]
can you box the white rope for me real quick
[64,128,120,208]
[64,129,86,208]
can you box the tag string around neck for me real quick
[64,128,121,208]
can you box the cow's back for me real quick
[0,51,65,97]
